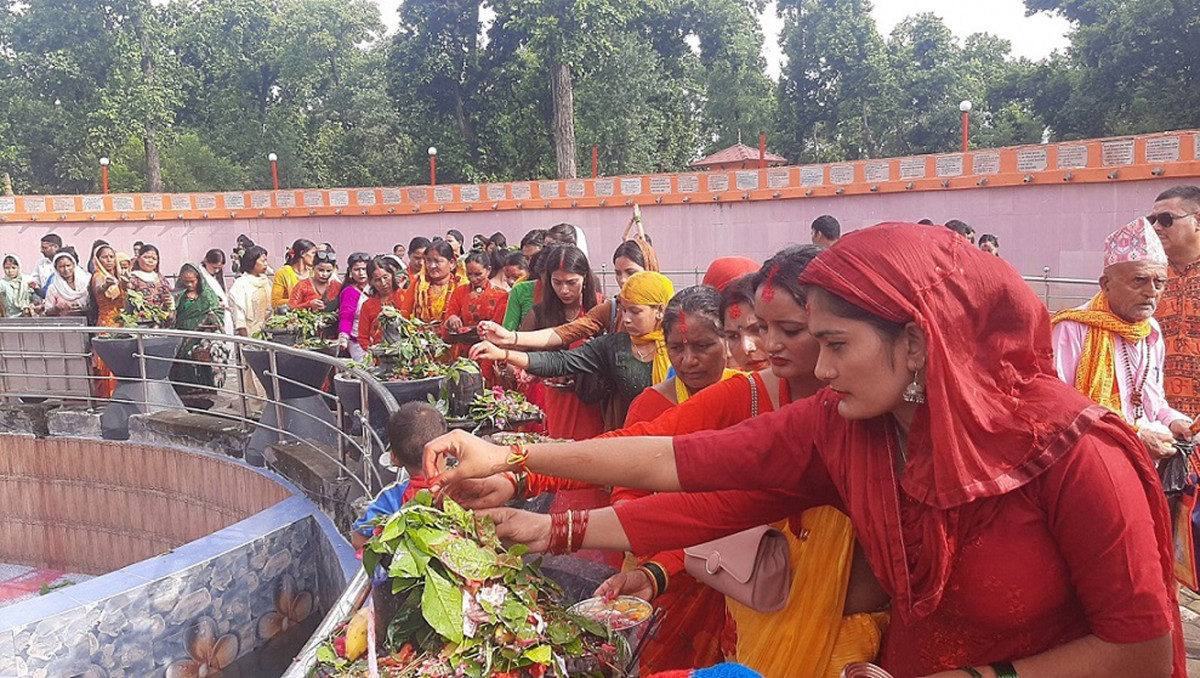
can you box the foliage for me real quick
[117,289,172,328]
[469,386,544,433]
[260,308,336,347]
[316,490,625,677]
[368,311,481,381]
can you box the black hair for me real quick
[504,251,530,271]
[533,246,597,328]
[239,246,268,274]
[978,234,999,248]
[720,274,757,320]
[811,215,841,240]
[135,243,161,273]
[236,233,253,247]
[612,240,646,268]
[409,236,432,253]
[464,250,492,271]
[916,219,935,226]
[3,254,17,267]
[366,256,400,295]
[393,243,406,253]
[663,285,723,339]
[347,251,371,267]
[472,233,489,249]
[804,286,907,345]
[488,247,506,274]
[321,242,334,253]
[41,233,63,247]
[944,219,974,236]
[286,238,316,266]
[446,229,465,244]
[489,232,508,249]
[1156,185,1200,208]
[204,249,226,266]
[314,250,337,267]
[425,239,456,263]
[386,401,448,470]
[749,245,823,306]
[546,223,577,246]
[520,229,546,249]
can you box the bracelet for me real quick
[513,330,519,346]
[989,662,1018,678]
[513,471,528,503]
[571,509,589,553]
[503,349,511,363]
[637,566,660,599]
[502,472,519,496]
[642,561,668,598]
[958,668,984,678]
[548,511,569,555]
[506,443,530,471]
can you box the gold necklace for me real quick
[631,341,654,360]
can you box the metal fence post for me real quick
[135,331,148,409]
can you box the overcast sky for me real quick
[371,0,1074,80]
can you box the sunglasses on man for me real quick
[1147,211,1199,228]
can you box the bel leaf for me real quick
[433,537,499,581]
[421,566,464,645]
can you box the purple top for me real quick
[339,285,368,341]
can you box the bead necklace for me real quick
[1120,338,1150,421]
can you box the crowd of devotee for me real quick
[9,184,1200,677]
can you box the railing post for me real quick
[135,331,148,409]
[359,377,371,492]
[1042,266,1052,307]
[267,345,285,454]
[599,262,609,297]
[235,340,249,421]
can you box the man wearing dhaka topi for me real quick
[1052,218,1193,458]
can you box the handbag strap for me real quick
[748,373,759,418]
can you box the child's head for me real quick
[386,401,447,476]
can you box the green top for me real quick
[502,280,536,331]
[525,332,651,426]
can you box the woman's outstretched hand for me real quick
[469,340,509,362]
[594,569,655,602]
[423,429,510,495]
[451,474,518,510]
[477,320,515,347]
[476,507,552,553]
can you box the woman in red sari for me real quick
[445,251,508,335]
[357,257,404,351]
[429,224,1183,678]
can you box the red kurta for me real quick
[357,289,405,350]
[615,394,1179,677]
[288,278,341,311]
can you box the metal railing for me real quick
[0,322,399,498]
[596,264,1099,311]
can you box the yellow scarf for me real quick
[414,274,457,323]
[675,368,742,404]
[620,272,675,384]
[1051,292,1151,416]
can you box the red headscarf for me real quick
[702,256,758,292]
[798,223,1179,639]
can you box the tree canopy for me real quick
[0,0,1192,193]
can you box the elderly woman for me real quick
[431,224,1183,678]
[473,270,675,427]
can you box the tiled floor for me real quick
[0,562,93,609]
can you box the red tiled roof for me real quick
[691,143,787,168]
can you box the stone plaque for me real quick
[706,173,729,192]
[433,187,453,202]
[649,176,672,194]
[303,191,324,207]
[864,162,890,183]
[112,196,135,211]
[736,171,759,191]
[53,196,76,212]
[595,179,615,197]
[800,166,824,186]
[936,155,964,177]
[82,196,105,211]
[223,193,246,209]
[487,184,508,201]
[1145,137,1181,164]
[767,168,791,188]
[1057,145,1088,169]
[539,181,560,198]
[139,195,162,211]
[250,192,272,209]
[195,195,217,210]
[355,189,376,206]
[460,186,481,202]
[381,189,402,204]
[22,197,46,213]
[1016,148,1048,172]
[329,190,350,207]
[972,153,1001,175]
[512,183,532,200]
[0,197,14,213]
[677,175,700,192]
[829,165,855,185]
[621,177,643,195]
[566,181,587,198]
[899,158,926,180]
[170,195,193,210]
[276,191,297,208]
[407,188,428,203]
[1101,138,1135,166]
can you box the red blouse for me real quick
[615,393,1180,676]
[357,289,405,349]
[445,284,508,327]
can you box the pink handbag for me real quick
[683,525,791,613]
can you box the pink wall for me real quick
[2,178,1186,283]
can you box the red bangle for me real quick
[547,511,569,555]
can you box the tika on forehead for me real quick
[1104,218,1167,269]
[760,267,779,302]
[678,311,688,342]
